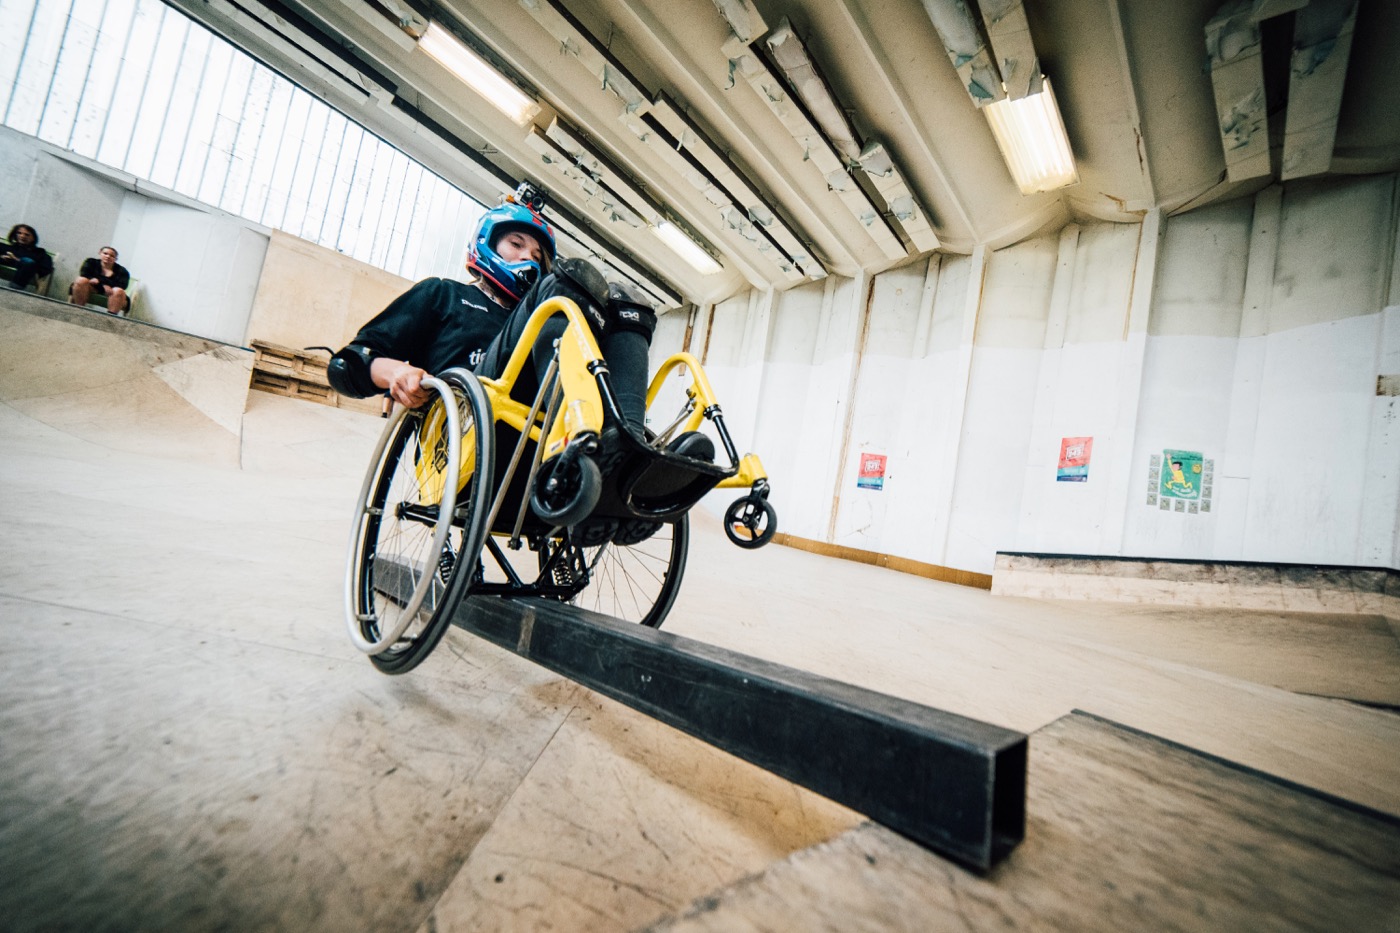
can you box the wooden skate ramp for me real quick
[0,296,253,465]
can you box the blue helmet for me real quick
[467,200,556,302]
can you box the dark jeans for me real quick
[6,257,41,289]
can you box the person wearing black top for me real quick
[329,187,713,463]
[330,191,657,428]
[2,224,54,292]
[70,246,131,314]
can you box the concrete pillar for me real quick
[1104,209,1162,552]
[823,273,872,541]
[913,254,943,358]
[1014,224,1080,549]
[726,288,777,453]
[933,245,988,562]
[1215,186,1282,558]
[1359,183,1400,567]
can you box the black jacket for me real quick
[331,278,513,397]
[2,241,53,277]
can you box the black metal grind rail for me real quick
[452,597,1027,871]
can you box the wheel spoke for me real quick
[569,517,686,627]
[345,371,495,672]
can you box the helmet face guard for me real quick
[467,201,556,302]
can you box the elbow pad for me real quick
[327,344,380,398]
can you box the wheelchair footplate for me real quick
[591,420,731,523]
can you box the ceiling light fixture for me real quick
[417,22,540,126]
[653,222,723,275]
[983,77,1078,194]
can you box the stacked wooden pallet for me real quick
[249,340,384,416]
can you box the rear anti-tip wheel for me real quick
[531,450,602,528]
[724,496,777,549]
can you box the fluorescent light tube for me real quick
[983,77,1078,194]
[418,23,540,126]
[653,222,722,275]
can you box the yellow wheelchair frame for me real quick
[347,295,777,675]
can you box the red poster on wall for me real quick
[857,453,887,490]
[1057,437,1092,482]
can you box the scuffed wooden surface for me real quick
[646,713,1400,933]
[417,689,859,933]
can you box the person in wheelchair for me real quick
[326,184,713,463]
[337,186,776,676]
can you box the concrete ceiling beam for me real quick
[762,20,939,256]
[1281,0,1358,180]
[830,0,976,244]
[1104,0,1156,206]
[729,43,907,262]
[1206,0,1272,184]
[528,123,774,293]
[601,0,859,275]
[917,0,1006,108]
[978,0,1038,100]
[643,97,809,283]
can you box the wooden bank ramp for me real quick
[640,711,1400,933]
[413,593,1398,932]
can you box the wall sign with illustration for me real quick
[857,453,887,490]
[1147,450,1214,513]
[1057,436,1092,482]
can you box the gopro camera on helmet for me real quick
[512,181,546,213]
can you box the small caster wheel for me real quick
[724,496,777,549]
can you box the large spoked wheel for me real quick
[345,371,494,675]
[567,514,689,628]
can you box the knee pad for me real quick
[327,343,379,398]
[553,257,608,305]
[606,282,657,343]
[549,257,610,335]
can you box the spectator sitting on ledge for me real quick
[3,224,54,292]
[70,246,130,315]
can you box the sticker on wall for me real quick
[1160,449,1203,500]
[1150,450,1216,513]
[1057,437,1093,482]
[857,453,887,491]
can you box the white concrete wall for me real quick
[110,195,268,345]
[653,173,1400,574]
[0,124,267,345]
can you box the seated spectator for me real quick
[2,224,54,292]
[70,246,130,315]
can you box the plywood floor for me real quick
[2,297,1398,932]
